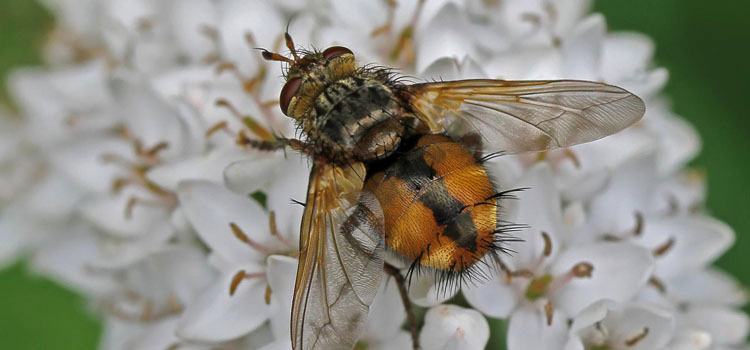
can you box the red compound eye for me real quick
[279,77,302,116]
[322,46,353,60]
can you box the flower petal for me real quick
[635,215,734,279]
[266,255,297,340]
[30,225,118,296]
[78,187,170,238]
[51,136,133,194]
[416,2,478,73]
[147,149,248,192]
[223,154,287,195]
[176,261,271,342]
[666,328,712,350]
[507,305,568,350]
[603,303,674,350]
[601,32,655,83]
[217,0,283,75]
[407,272,456,307]
[562,14,605,81]
[668,267,748,307]
[678,306,750,345]
[507,163,562,271]
[463,272,520,318]
[550,241,654,316]
[419,304,489,350]
[579,150,657,241]
[177,180,268,263]
[363,274,407,341]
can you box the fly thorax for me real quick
[311,76,405,162]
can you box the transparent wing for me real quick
[292,161,385,350]
[405,79,646,154]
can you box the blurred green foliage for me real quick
[594,0,750,303]
[0,0,51,105]
[0,0,747,349]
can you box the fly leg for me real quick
[384,262,420,350]
[239,136,312,156]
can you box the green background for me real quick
[0,0,748,349]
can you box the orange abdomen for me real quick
[364,134,497,271]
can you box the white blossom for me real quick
[0,0,747,349]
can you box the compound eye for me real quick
[279,77,302,116]
[322,46,353,60]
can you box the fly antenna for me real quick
[257,47,295,64]
[284,32,300,62]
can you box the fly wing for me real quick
[292,161,385,350]
[405,79,646,154]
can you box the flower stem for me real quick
[384,263,420,350]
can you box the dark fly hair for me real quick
[398,187,529,297]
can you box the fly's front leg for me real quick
[238,135,313,157]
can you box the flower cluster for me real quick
[1,0,747,349]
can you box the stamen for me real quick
[624,327,649,347]
[653,237,675,257]
[124,196,174,219]
[497,259,513,283]
[544,300,554,326]
[105,297,179,323]
[633,212,644,236]
[269,211,279,236]
[648,277,666,294]
[264,284,272,305]
[541,231,552,257]
[101,153,135,169]
[591,322,609,346]
[215,99,275,142]
[136,17,154,33]
[130,139,168,167]
[140,300,154,321]
[205,120,233,138]
[241,116,275,142]
[229,222,273,255]
[533,231,553,272]
[563,148,581,168]
[199,24,218,40]
[510,269,535,279]
[571,262,594,278]
[603,212,644,240]
[389,0,424,63]
[140,141,169,158]
[229,270,245,296]
[544,2,558,23]
[168,293,183,313]
[125,197,138,219]
[261,100,280,109]
[545,262,593,295]
[228,270,265,296]
[268,211,292,249]
[215,62,266,94]
[521,12,543,25]
[535,151,548,162]
[371,0,397,37]
[111,177,135,194]
[199,25,220,64]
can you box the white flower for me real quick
[419,304,490,350]
[564,300,675,350]
[1,0,747,349]
[463,164,655,350]
[174,154,307,343]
